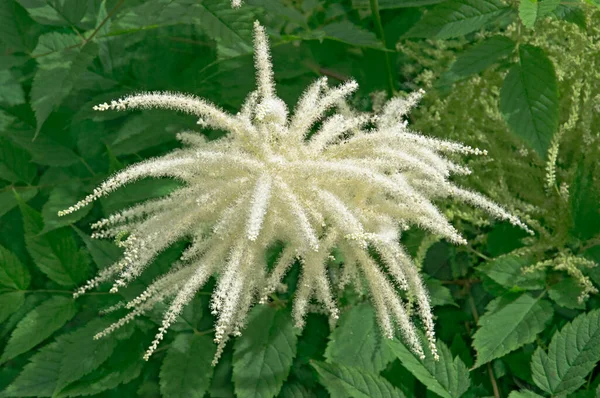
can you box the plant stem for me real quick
[369,0,395,96]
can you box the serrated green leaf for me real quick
[404,0,509,39]
[3,341,63,397]
[424,276,458,307]
[531,310,600,396]
[0,295,77,364]
[41,184,91,233]
[477,255,545,291]
[233,306,299,398]
[352,0,446,8]
[100,179,182,215]
[548,278,585,309]
[160,334,216,398]
[73,227,122,270]
[441,36,515,84]
[499,44,559,158]
[0,292,25,324]
[31,32,98,135]
[320,21,384,49]
[0,245,30,290]
[9,132,80,167]
[519,0,538,28]
[507,391,544,398]
[16,0,87,26]
[0,189,37,219]
[53,320,119,395]
[537,0,560,16]
[20,201,90,286]
[0,69,25,106]
[0,1,27,51]
[279,381,313,398]
[387,338,470,398]
[325,303,395,373]
[312,360,405,398]
[473,293,553,368]
[0,138,36,185]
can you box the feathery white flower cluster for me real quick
[62,21,531,363]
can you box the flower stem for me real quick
[369,0,395,96]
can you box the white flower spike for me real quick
[61,21,531,363]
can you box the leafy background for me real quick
[1,0,600,397]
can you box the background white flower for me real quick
[61,21,531,363]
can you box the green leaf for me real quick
[74,227,122,269]
[472,293,553,368]
[279,381,313,398]
[477,255,545,292]
[9,131,80,167]
[312,360,406,398]
[3,341,63,397]
[100,179,182,215]
[0,69,25,106]
[0,292,25,324]
[531,309,600,396]
[320,21,384,49]
[548,278,585,309]
[352,0,446,9]
[232,306,299,398]
[387,338,470,398]
[441,36,515,84]
[0,1,27,51]
[160,334,217,398]
[507,391,544,398]
[53,320,119,395]
[20,201,90,286]
[0,245,30,290]
[519,0,538,28]
[0,189,37,220]
[0,138,36,185]
[538,0,560,16]
[324,303,395,373]
[499,44,559,158]
[16,0,87,26]
[41,184,91,233]
[31,32,98,135]
[424,276,458,307]
[0,296,77,364]
[404,0,509,39]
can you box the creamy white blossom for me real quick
[61,21,531,363]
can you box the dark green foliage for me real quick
[0,0,599,397]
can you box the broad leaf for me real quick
[325,303,395,373]
[31,32,98,135]
[499,44,559,158]
[321,21,384,49]
[519,0,538,28]
[41,184,91,233]
[232,306,299,398]
[404,0,509,39]
[312,360,405,398]
[531,310,600,396]
[0,69,26,106]
[74,227,122,269]
[0,292,25,324]
[477,255,545,292]
[0,138,36,185]
[352,0,446,8]
[20,201,90,286]
[387,338,470,398]
[160,334,216,398]
[0,245,30,290]
[0,296,77,363]
[3,342,63,397]
[473,293,553,368]
[508,391,544,398]
[548,278,585,310]
[16,0,87,26]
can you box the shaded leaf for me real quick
[0,296,77,363]
[74,227,122,270]
[499,44,559,158]
[477,255,545,292]
[0,245,30,290]
[41,184,91,233]
[0,292,25,324]
[473,293,553,368]
[321,21,384,49]
[0,69,25,106]
[531,309,600,396]
[548,278,585,310]
[0,138,36,185]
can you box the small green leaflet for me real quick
[160,334,217,398]
[441,36,515,84]
[507,391,544,398]
[31,32,98,136]
[0,292,25,324]
[324,303,395,373]
[320,21,384,49]
[16,0,88,26]
[0,296,77,364]
[0,138,36,185]
[477,255,545,292]
[519,0,538,28]
[312,360,406,398]
[548,278,585,309]
[233,306,299,398]
[0,244,30,290]
[387,338,470,398]
[404,0,509,39]
[499,44,559,158]
[472,293,553,368]
[531,310,600,396]
[41,184,91,234]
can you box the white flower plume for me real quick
[61,21,531,363]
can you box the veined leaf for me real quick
[74,227,122,270]
[477,255,545,292]
[519,0,538,28]
[0,292,25,324]
[404,0,509,39]
[312,360,406,398]
[531,310,600,396]
[325,303,395,373]
[321,21,384,49]
[0,244,30,290]
[160,334,217,398]
[31,32,98,135]
[387,338,470,398]
[499,44,559,158]
[232,306,299,398]
[41,184,91,233]
[441,36,515,84]
[507,391,544,398]
[0,69,26,106]
[16,0,87,26]
[19,201,90,286]
[0,138,36,185]
[548,278,585,309]
[0,296,77,364]
[473,293,553,368]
